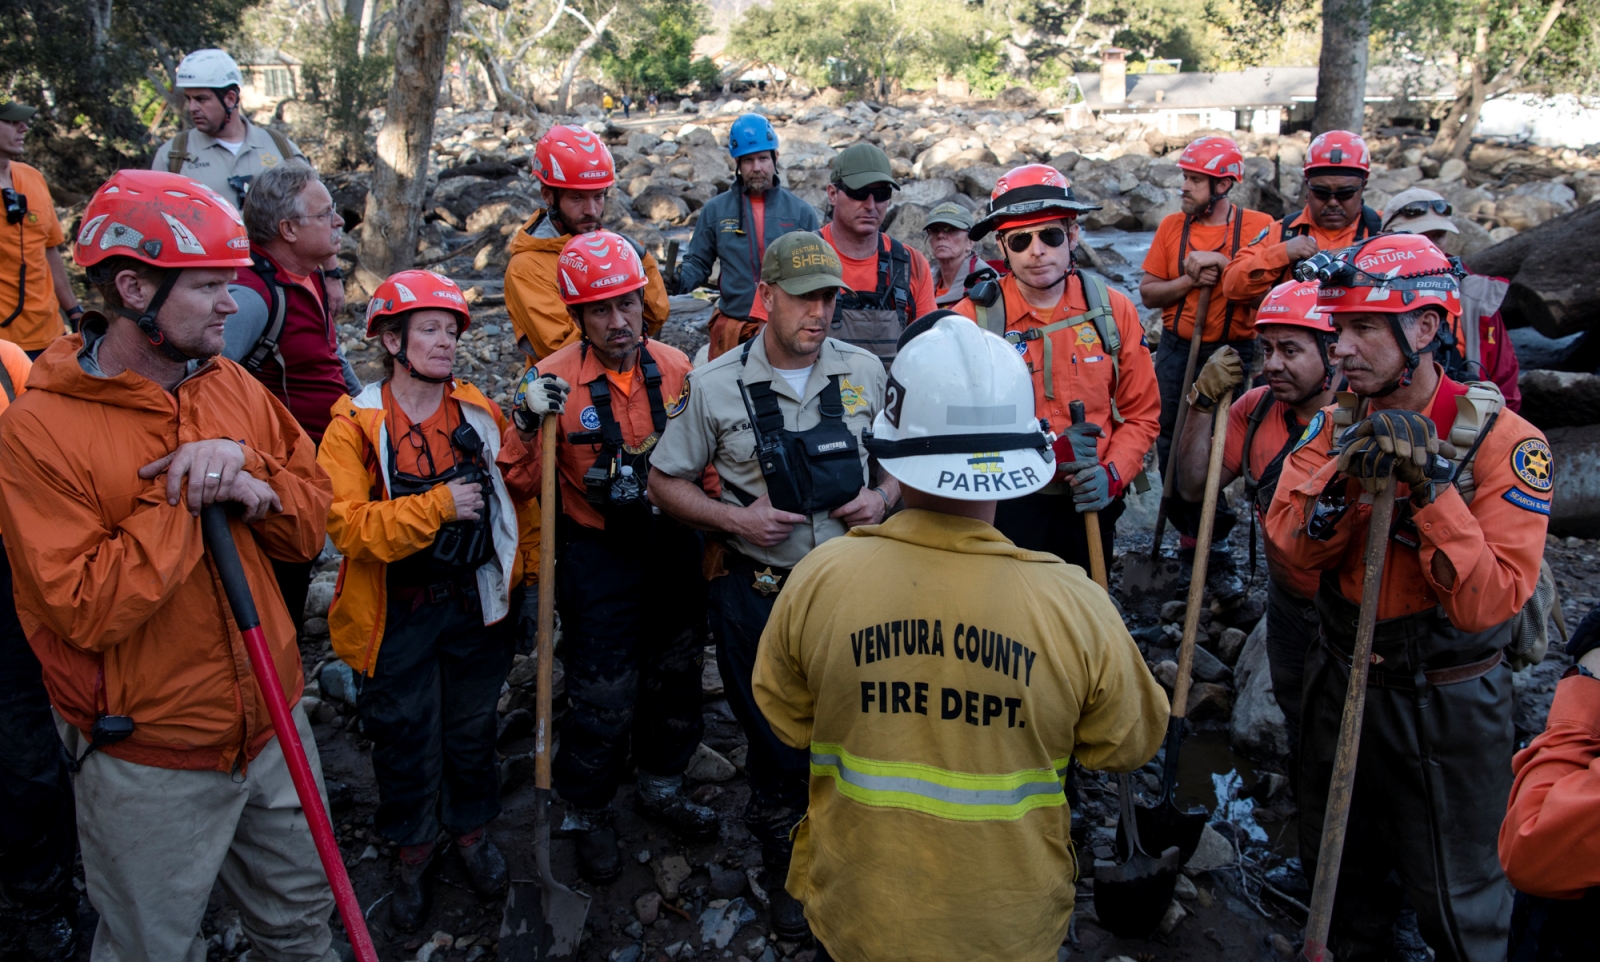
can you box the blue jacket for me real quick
[677,181,820,320]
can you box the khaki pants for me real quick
[60,705,339,962]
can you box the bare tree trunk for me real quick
[554,4,617,113]
[358,0,380,57]
[472,46,529,115]
[1429,0,1568,159]
[1312,0,1370,134]
[358,0,461,294]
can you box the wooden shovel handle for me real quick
[1171,385,1231,718]
[1151,285,1213,559]
[1069,400,1109,591]
[535,420,558,791]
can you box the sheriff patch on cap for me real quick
[761,231,846,296]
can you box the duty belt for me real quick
[1321,635,1505,691]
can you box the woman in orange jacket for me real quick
[317,270,536,932]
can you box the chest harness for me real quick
[566,340,669,532]
[732,338,865,515]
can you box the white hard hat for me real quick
[864,312,1055,501]
[176,49,244,90]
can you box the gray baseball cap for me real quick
[0,98,37,122]
[924,202,973,231]
[761,231,847,295]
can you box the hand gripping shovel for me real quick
[1093,772,1181,938]
[1301,480,1398,962]
[1069,400,1109,592]
[1122,285,1212,602]
[500,423,590,962]
[1127,384,1235,863]
[199,504,380,962]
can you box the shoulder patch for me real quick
[1503,488,1551,515]
[1292,410,1327,453]
[667,377,691,418]
[1248,226,1271,246]
[1510,438,1553,492]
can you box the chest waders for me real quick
[830,234,915,369]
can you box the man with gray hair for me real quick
[233,160,359,634]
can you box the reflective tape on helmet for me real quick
[809,742,1071,821]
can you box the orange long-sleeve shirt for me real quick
[1264,368,1549,628]
[953,273,1160,492]
[498,338,693,532]
[1220,208,1371,305]
[1499,672,1600,899]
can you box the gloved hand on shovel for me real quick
[1055,419,1113,514]
[1340,410,1457,503]
[512,367,572,434]
[1186,346,1244,413]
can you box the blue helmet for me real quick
[728,113,779,159]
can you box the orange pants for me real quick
[707,310,765,361]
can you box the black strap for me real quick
[1174,206,1244,341]
[0,358,14,402]
[242,253,291,388]
[864,432,1050,459]
[835,234,914,326]
[581,341,670,449]
[1239,389,1278,499]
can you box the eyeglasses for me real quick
[1308,186,1361,202]
[297,207,345,227]
[1004,226,1068,253]
[840,183,894,203]
[1393,199,1453,219]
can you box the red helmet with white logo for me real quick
[533,124,616,190]
[1305,130,1371,177]
[1177,136,1244,183]
[970,163,1100,240]
[364,270,472,337]
[1256,280,1333,334]
[557,231,648,306]
[75,170,251,271]
[1314,233,1460,318]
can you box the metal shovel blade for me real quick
[500,877,590,962]
[1123,720,1208,862]
[1093,773,1182,939]
[1118,548,1188,605]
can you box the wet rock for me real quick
[1185,682,1232,721]
[654,854,693,900]
[305,580,336,620]
[1160,600,1186,624]
[686,743,737,782]
[1184,824,1234,873]
[319,660,357,707]
[1190,643,1233,684]
[1230,617,1290,759]
[636,891,662,925]
[1153,660,1179,689]
[709,863,746,900]
[699,896,758,949]
[1216,627,1249,666]
[1157,899,1187,935]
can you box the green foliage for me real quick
[596,0,720,95]
[0,0,261,193]
[1374,0,1600,95]
[300,14,393,170]
[960,40,1010,97]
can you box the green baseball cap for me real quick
[761,231,846,296]
[0,98,37,122]
[924,202,973,231]
[830,142,899,190]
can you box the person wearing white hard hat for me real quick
[752,311,1168,962]
[1382,187,1522,411]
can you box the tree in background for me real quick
[596,0,720,98]
[1313,0,1369,132]
[300,13,393,169]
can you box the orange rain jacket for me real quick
[1264,369,1549,628]
[953,273,1160,495]
[318,380,537,676]
[0,340,31,536]
[1499,672,1600,898]
[0,328,332,772]
[1220,209,1367,305]
[498,338,693,532]
[503,210,670,362]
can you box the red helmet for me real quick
[1256,280,1333,333]
[364,269,472,337]
[1305,130,1370,177]
[533,124,616,190]
[1313,233,1461,318]
[971,163,1100,240]
[75,170,250,271]
[557,231,648,306]
[1177,136,1244,182]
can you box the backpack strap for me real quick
[1220,205,1245,339]
[1007,272,1123,421]
[265,127,295,161]
[241,253,291,394]
[1444,381,1506,506]
[167,130,190,174]
[879,235,915,327]
[0,359,15,403]
[1356,205,1383,240]
[1239,389,1277,501]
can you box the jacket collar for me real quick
[744,330,856,403]
[847,509,1064,562]
[36,319,212,412]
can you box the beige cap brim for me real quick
[1385,212,1458,235]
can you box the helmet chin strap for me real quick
[116,270,198,363]
[394,316,453,384]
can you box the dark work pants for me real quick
[1509,888,1600,961]
[1266,580,1319,762]
[552,520,706,810]
[0,540,76,928]
[1154,327,1256,539]
[357,580,518,846]
[713,550,809,855]
[272,557,314,639]
[1298,640,1514,962]
[993,489,1125,575]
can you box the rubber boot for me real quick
[455,828,508,898]
[390,841,437,932]
[571,807,621,884]
[762,855,810,942]
[635,772,718,838]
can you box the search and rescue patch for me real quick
[579,406,601,431]
[934,459,1043,494]
[1249,226,1272,245]
[1511,438,1553,492]
[1503,488,1551,515]
[752,566,784,596]
[838,378,870,415]
[1293,410,1327,453]
[666,379,691,418]
[1073,322,1099,346]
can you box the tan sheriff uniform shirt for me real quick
[651,330,886,569]
[754,510,1169,962]
[151,120,307,210]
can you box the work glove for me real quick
[512,367,571,434]
[1053,419,1103,472]
[1334,434,1395,495]
[1067,462,1113,514]
[1187,346,1244,412]
[1348,410,1457,505]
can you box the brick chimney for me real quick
[1100,48,1128,106]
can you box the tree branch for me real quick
[1484,0,1568,96]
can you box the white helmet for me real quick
[864,312,1055,501]
[176,49,244,90]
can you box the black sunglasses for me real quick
[1309,185,1362,202]
[1004,227,1067,253]
[841,183,894,203]
[1394,199,1453,219]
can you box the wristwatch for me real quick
[1561,663,1596,680]
[323,267,345,280]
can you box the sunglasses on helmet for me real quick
[1393,199,1453,219]
[1003,226,1068,253]
[1308,185,1362,202]
[840,182,894,203]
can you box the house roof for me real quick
[1074,65,1457,111]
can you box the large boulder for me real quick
[885,202,932,260]
[634,190,691,225]
[464,189,539,234]
[1466,201,1600,337]
[897,177,959,207]
[1547,424,1600,538]
[1230,617,1290,759]
[1082,196,1138,231]
[961,164,1007,200]
[1519,370,1600,430]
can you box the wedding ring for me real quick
[206,472,223,479]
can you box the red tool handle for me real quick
[201,504,379,962]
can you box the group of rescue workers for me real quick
[0,44,1594,962]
